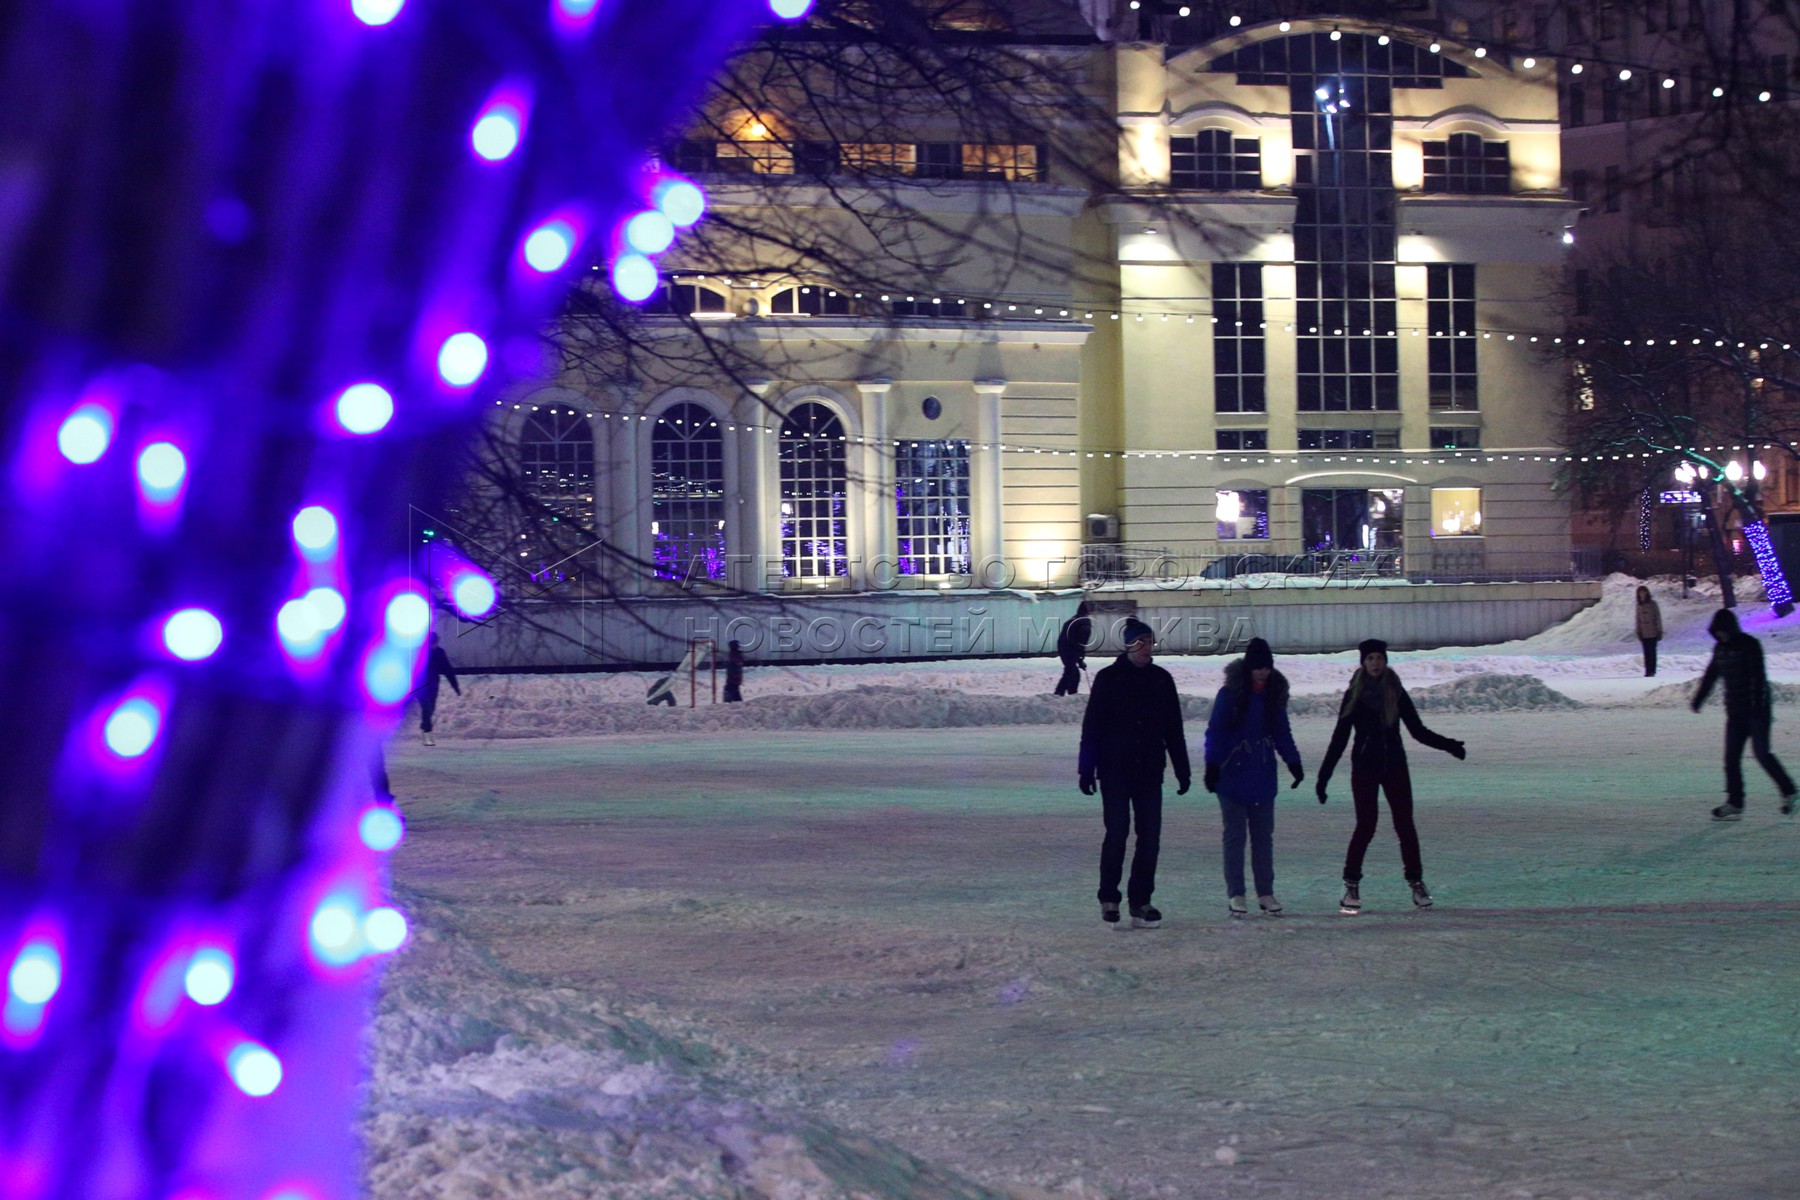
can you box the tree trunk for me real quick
[1702,502,1738,607]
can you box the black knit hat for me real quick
[1357,638,1388,659]
[1120,618,1155,646]
[1243,637,1273,670]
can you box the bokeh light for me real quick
[8,941,61,1006]
[163,608,225,661]
[364,908,409,953]
[309,900,362,966]
[362,642,415,706]
[359,804,406,852]
[137,442,187,494]
[184,948,235,1006]
[624,210,675,255]
[334,383,394,435]
[611,254,658,302]
[227,1042,283,1097]
[470,107,522,162]
[450,571,497,617]
[523,221,575,272]
[103,697,162,759]
[58,405,114,465]
[350,0,405,25]
[291,506,339,558]
[437,333,489,387]
[384,593,431,641]
[769,0,814,18]
[654,179,706,227]
[305,587,347,632]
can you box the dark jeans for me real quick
[420,685,440,732]
[1097,777,1163,908]
[1218,795,1275,898]
[723,682,742,702]
[1055,661,1082,695]
[1343,762,1423,884]
[1640,637,1659,677]
[1723,711,1796,804]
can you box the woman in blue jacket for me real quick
[1203,638,1304,917]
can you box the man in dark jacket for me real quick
[1692,608,1796,820]
[1078,618,1191,929]
[419,633,460,746]
[1054,602,1093,696]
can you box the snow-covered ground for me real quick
[367,577,1800,1199]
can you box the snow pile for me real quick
[366,896,1045,1200]
[1633,678,1800,708]
[1405,672,1584,712]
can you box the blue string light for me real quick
[1742,520,1795,616]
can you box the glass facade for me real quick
[650,403,726,582]
[778,402,849,578]
[894,440,972,575]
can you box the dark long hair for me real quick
[1338,665,1401,726]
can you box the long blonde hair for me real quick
[1339,665,1401,726]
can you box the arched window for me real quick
[645,281,729,315]
[769,285,853,315]
[650,403,727,582]
[778,402,849,578]
[517,407,595,581]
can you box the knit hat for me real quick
[1243,637,1273,670]
[1120,618,1155,646]
[1357,638,1388,659]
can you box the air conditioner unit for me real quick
[1086,513,1120,542]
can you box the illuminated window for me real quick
[651,403,726,582]
[962,143,1040,181]
[1303,488,1404,552]
[894,440,971,575]
[645,282,728,315]
[1213,263,1265,412]
[1431,487,1483,536]
[1171,130,1260,189]
[840,143,917,176]
[1421,134,1510,194]
[769,286,853,316]
[779,403,849,578]
[517,408,595,580]
[1215,489,1270,540]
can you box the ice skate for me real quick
[421,732,435,746]
[1100,901,1120,926]
[1409,880,1433,908]
[1781,794,1796,817]
[1258,894,1283,916]
[1711,802,1744,821]
[1339,881,1361,914]
[1228,895,1247,919]
[1128,904,1162,930]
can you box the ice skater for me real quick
[723,639,747,703]
[1078,618,1191,929]
[418,632,460,745]
[1315,639,1466,912]
[1635,585,1664,677]
[1202,637,1304,918]
[1054,602,1093,696]
[1691,608,1796,820]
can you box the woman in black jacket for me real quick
[1315,639,1466,913]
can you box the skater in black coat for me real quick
[418,633,460,745]
[1078,618,1191,929]
[1315,639,1466,912]
[1692,608,1796,819]
[1054,602,1093,696]
[723,639,747,703]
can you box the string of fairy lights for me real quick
[500,402,1797,468]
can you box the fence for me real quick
[1080,544,1609,587]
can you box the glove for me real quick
[1176,776,1192,796]
[1315,779,1329,804]
[1202,763,1220,793]
[1448,740,1467,761]
[1079,774,1096,796]
[1288,761,1305,789]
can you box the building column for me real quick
[855,378,893,591]
[973,379,1007,585]
[738,379,775,593]
[607,386,647,589]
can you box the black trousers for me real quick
[1640,637,1659,677]
[419,684,440,732]
[1054,661,1082,695]
[1343,762,1423,884]
[1098,777,1163,908]
[1723,711,1796,804]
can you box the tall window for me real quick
[1171,130,1260,189]
[517,408,595,579]
[1421,134,1510,194]
[1302,488,1404,553]
[1213,263,1266,412]
[1427,264,1479,410]
[770,286,853,315]
[894,440,971,576]
[650,403,726,582]
[779,403,849,578]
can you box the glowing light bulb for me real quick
[1571,63,1584,74]
[8,942,61,1005]
[451,572,497,617]
[163,608,224,661]
[364,908,409,953]
[292,506,339,557]
[437,332,489,387]
[1278,20,1290,31]
[227,1042,283,1097]
[184,949,234,1006]
[385,593,431,641]
[359,805,405,852]
[1727,460,1745,481]
[1754,461,1767,480]
[612,253,659,302]
[523,221,575,273]
[137,442,186,493]
[655,179,706,227]
[1429,42,1441,53]
[104,697,161,759]
[351,0,404,25]
[1561,229,1575,245]
[335,383,394,435]
[1474,46,1487,57]
[470,107,522,162]
[1662,78,1675,89]
[1229,14,1241,25]
[1522,57,1536,67]
[58,405,113,464]
[1619,68,1632,81]
[624,210,676,255]
[1377,34,1389,45]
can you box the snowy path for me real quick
[381,710,1800,1200]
